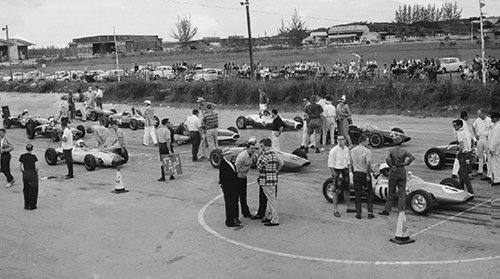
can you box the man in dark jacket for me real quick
[219,147,240,227]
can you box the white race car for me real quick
[236,114,303,130]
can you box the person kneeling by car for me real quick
[106,120,127,155]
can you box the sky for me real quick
[0,0,499,47]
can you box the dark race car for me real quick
[424,141,478,170]
[26,117,86,142]
[236,113,303,131]
[333,124,411,148]
[75,107,117,122]
[100,107,159,130]
[3,110,48,129]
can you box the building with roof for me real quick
[327,25,370,44]
[0,38,35,61]
[68,35,162,57]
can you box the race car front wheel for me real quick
[439,177,460,189]
[51,129,60,142]
[424,148,446,170]
[3,118,12,129]
[236,116,247,129]
[369,132,385,148]
[84,154,97,171]
[408,190,434,215]
[45,148,58,165]
[209,149,223,168]
[129,119,139,130]
[322,178,345,204]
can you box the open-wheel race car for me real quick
[26,118,86,142]
[99,107,159,130]
[424,141,478,170]
[332,124,411,148]
[322,163,474,215]
[76,107,117,122]
[44,140,129,171]
[173,123,240,145]
[236,114,303,131]
[3,112,49,129]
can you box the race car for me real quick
[236,113,303,131]
[100,108,159,130]
[26,117,86,142]
[173,123,240,145]
[424,141,478,170]
[321,163,474,215]
[2,110,48,129]
[44,140,128,171]
[75,107,117,121]
[333,124,411,148]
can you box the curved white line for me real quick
[198,194,500,265]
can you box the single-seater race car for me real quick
[76,107,117,121]
[26,117,86,142]
[172,123,240,145]
[100,107,159,130]
[321,163,474,215]
[333,124,411,148]
[424,141,478,170]
[44,140,128,171]
[3,110,49,129]
[236,112,303,131]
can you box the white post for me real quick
[479,0,486,84]
[113,27,120,82]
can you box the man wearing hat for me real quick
[143,100,158,147]
[219,147,240,227]
[203,103,219,154]
[328,135,355,217]
[259,89,269,115]
[489,111,500,186]
[336,95,352,147]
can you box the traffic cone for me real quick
[111,166,129,194]
[390,211,415,245]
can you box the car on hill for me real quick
[438,57,466,73]
[0,72,9,82]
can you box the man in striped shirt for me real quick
[143,100,158,146]
[203,104,219,153]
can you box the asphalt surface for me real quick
[0,92,499,279]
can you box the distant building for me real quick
[0,38,35,61]
[327,25,370,44]
[68,35,162,57]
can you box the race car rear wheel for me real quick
[424,148,446,170]
[236,116,247,129]
[391,127,404,134]
[369,132,385,148]
[293,116,304,125]
[227,126,238,134]
[99,116,110,127]
[154,115,160,128]
[90,111,98,121]
[3,118,12,129]
[116,148,129,164]
[129,119,139,130]
[439,177,461,189]
[45,148,58,165]
[408,189,434,215]
[84,154,97,171]
[209,149,223,168]
[292,148,308,160]
[76,125,86,138]
[51,129,60,142]
[26,120,36,139]
[322,178,344,203]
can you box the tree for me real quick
[394,1,461,24]
[170,14,198,47]
[278,8,308,46]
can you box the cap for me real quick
[260,138,272,147]
[379,163,390,170]
[338,95,346,103]
[196,97,205,103]
[222,147,232,155]
[144,100,151,105]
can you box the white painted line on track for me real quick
[411,197,500,238]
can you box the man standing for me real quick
[304,95,324,153]
[257,138,284,226]
[336,95,352,147]
[328,135,355,218]
[452,111,474,178]
[0,128,15,187]
[350,136,374,219]
[143,100,158,146]
[379,139,415,215]
[219,147,240,227]
[85,86,95,109]
[186,109,202,162]
[259,89,269,115]
[473,108,492,180]
[235,140,258,218]
[452,119,474,193]
[157,118,175,182]
[86,125,111,148]
[95,86,103,109]
[19,143,39,210]
[203,104,219,154]
[56,102,70,124]
[321,95,336,151]
[270,109,286,151]
[489,112,500,186]
[300,97,314,150]
[61,120,74,179]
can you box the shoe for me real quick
[200,156,206,159]
[304,147,309,153]
[154,143,158,147]
[65,175,74,179]
[346,208,356,213]
[299,146,305,150]
[169,175,175,180]
[251,215,264,220]
[451,175,458,179]
[379,210,390,216]
[157,177,166,182]
[5,183,12,188]
[234,219,242,226]
[492,183,500,186]
[243,214,254,218]
[142,144,147,146]
[310,145,315,149]
[24,207,29,210]
[481,177,491,181]
[29,207,37,211]
[316,148,320,153]
[368,213,375,219]
[320,147,326,151]
[333,211,341,218]
[10,180,15,186]
[261,218,271,223]
[355,215,361,219]
[264,222,279,226]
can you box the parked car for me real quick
[0,72,9,81]
[438,57,466,73]
[153,66,175,80]
[96,69,127,82]
[185,68,222,82]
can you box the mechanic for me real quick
[56,103,70,124]
[235,138,258,219]
[18,143,39,210]
[257,138,284,226]
[489,111,500,187]
[300,97,315,151]
[304,95,324,153]
[270,109,286,151]
[143,100,158,147]
[321,95,336,151]
[0,128,15,188]
[75,89,87,121]
[219,147,240,227]
[107,120,127,154]
[350,135,374,219]
[86,125,111,149]
[95,86,103,109]
[203,104,219,154]
[259,89,269,115]
[61,119,74,179]
[157,118,175,182]
[186,109,202,162]
[451,111,475,179]
[379,138,415,215]
[472,108,492,181]
[174,121,190,145]
[85,86,95,109]
[336,95,352,147]
[328,135,355,218]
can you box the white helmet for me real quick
[76,139,86,147]
[379,163,390,171]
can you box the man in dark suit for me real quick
[219,147,240,227]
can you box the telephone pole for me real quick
[2,25,13,81]
[241,0,254,79]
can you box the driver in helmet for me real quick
[76,139,88,149]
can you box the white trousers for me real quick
[262,185,279,224]
[452,159,459,176]
[301,121,315,147]
[198,131,207,158]
[271,131,281,151]
[491,153,500,183]
[143,126,157,145]
[206,128,218,153]
[322,117,336,147]
[476,137,489,175]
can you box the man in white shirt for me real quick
[95,86,103,109]
[489,111,500,186]
[453,119,473,193]
[185,109,202,162]
[328,135,355,217]
[235,140,258,218]
[61,120,74,179]
[472,108,492,179]
[321,95,336,151]
[452,111,475,178]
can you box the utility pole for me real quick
[241,0,254,79]
[479,0,486,84]
[2,25,13,81]
[113,27,120,82]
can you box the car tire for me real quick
[3,118,11,129]
[117,148,129,164]
[442,68,447,73]
[391,127,404,134]
[90,111,98,121]
[439,177,460,189]
[369,132,385,148]
[100,116,110,127]
[84,154,97,171]
[227,126,238,134]
[51,129,60,142]
[408,189,434,215]
[129,119,139,130]
[236,116,247,129]
[26,120,36,139]
[209,148,223,168]
[322,178,345,203]
[45,148,58,165]
[292,148,308,160]
[424,148,446,170]
[153,115,160,128]
[110,109,117,114]
[76,125,86,138]
[293,116,304,125]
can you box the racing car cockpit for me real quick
[75,139,89,150]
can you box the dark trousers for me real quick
[353,172,373,216]
[189,131,201,161]
[23,170,38,209]
[383,169,407,212]
[158,142,174,179]
[1,152,14,182]
[63,149,73,176]
[458,152,473,194]
[236,177,251,217]
[95,97,103,109]
[222,185,239,226]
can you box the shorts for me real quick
[333,168,350,192]
[307,118,322,134]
